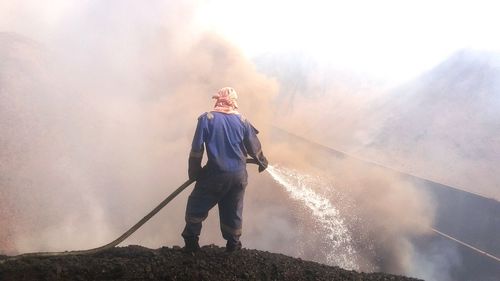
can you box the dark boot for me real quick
[183,238,200,253]
[225,241,242,253]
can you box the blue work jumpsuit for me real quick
[182,111,267,248]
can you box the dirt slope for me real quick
[0,245,422,281]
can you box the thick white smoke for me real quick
[1,0,444,278]
[0,0,277,254]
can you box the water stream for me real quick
[266,164,358,270]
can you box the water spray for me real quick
[265,165,358,270]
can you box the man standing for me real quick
[182,87,268,253]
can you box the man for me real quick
[182,87,268,253]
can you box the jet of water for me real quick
[266,164,358,270]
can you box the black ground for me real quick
[0,245,422,281]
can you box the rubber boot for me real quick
[225,241,242,253]
[183,238,200,253]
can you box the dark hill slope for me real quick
[0,245,421,281]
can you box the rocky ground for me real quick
[0,245,422,281]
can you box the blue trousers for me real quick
[182,170,248,246]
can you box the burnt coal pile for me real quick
[0,245,421,281]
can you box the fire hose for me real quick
[10,159,260,259]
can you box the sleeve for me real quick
[188,115,206,180]
[243,121,269,172]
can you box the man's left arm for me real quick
[243,121,268,172]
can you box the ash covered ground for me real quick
[0,245,421,281]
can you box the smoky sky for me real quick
[0,0,450,278]
[0,0,277,253]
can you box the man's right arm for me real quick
[188,115,206,180]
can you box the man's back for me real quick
[191,111,264,174]
[201,112,247,172]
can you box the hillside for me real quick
[363,49,500,199]
[0,245,422,281]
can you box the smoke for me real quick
[335,160,434,273]
[0,0,277,254]
[410,238,462,281]
[262,136,435,274]
[255,52,388,152]
[0,0,441,278]
[251,56,436,273]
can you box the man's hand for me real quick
[245,157,268,172]
[258,156,268,173]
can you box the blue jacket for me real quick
[189,111,267,177]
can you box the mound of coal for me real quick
[0,245,421,281]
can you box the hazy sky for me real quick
[196,0,500,84]
[2,0,498,85]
